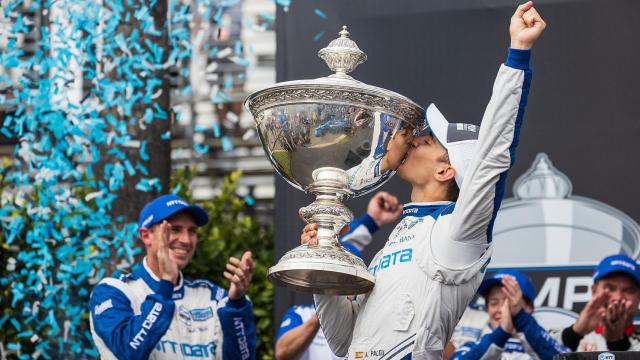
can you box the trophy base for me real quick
[268,245,375,295]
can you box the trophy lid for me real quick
[245,26,425,125]
[318,26,367,79]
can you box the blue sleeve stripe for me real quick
[217,297,256,360]
[90,281,175,360]
[451,328,511,359]
[515,309,571,357]
[157,280,174,300]
[275,307,304,341]
[341,213,378,238]
[512,308,532,331]
[505,48,531,70]
[486,50,532,243]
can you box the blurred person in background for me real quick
[277,192,403,360]
[550,254,640,352]
[450,270,568,359]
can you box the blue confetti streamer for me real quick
[193,143,209,154]
[221,136,234,152]
[244,195,255,206]
[313,31,326,41]
[274,0,291,8]
[314,8,327,19]
[139,140,149,161]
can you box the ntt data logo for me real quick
[166,200,188,207]
[609,260,636,271]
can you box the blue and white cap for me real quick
[138,194,208,229]
[593,254,640,286]
[478,270,537,303]
[424,104,479,187]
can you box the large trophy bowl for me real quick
[245,26,424,295]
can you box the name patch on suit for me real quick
[190,307,214,322]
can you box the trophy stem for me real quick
[267,167,375,295]
[302,167,353,247]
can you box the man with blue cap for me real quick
[451,270,568,359]
[89,194,256,359]
[551,254,640,352]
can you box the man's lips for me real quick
[170,247,191,257]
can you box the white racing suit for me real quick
[314,48,534,360]
[89,258,256,360]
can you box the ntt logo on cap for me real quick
[610,260,636,271]
[166,199,188,207]
[593,254,640,285]
[138,194,208,229]
[141,215,154,228]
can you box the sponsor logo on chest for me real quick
[177,305,213,333]
[389,218,423,239]
[368,248,413,275]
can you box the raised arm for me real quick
[433,2,546,267]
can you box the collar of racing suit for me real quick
[137,257,185,300]
[401,201,454,219]
[594,324,635,337]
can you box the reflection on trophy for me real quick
[245,26,424,295]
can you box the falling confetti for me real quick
[0,0,261,357]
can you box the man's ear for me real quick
[139,227,153,248]
[435,163,455,184]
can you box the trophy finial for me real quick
[339,25,349,37]
[318,25,367,79]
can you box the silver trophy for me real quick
[245,26,424,295]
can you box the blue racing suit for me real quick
[89,258,256,360]
[451,308,569,360]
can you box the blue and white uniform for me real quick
[89,258,256,360]
[276,305,343,360]
[315,49,534,360]
[451,307,569,360]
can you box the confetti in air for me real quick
[0,0,257,357]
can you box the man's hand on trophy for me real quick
[300,222,350,246]
[367,191,402,227]
[301,223,319,246]
[510,1,546,50]
[381,128,413,173]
